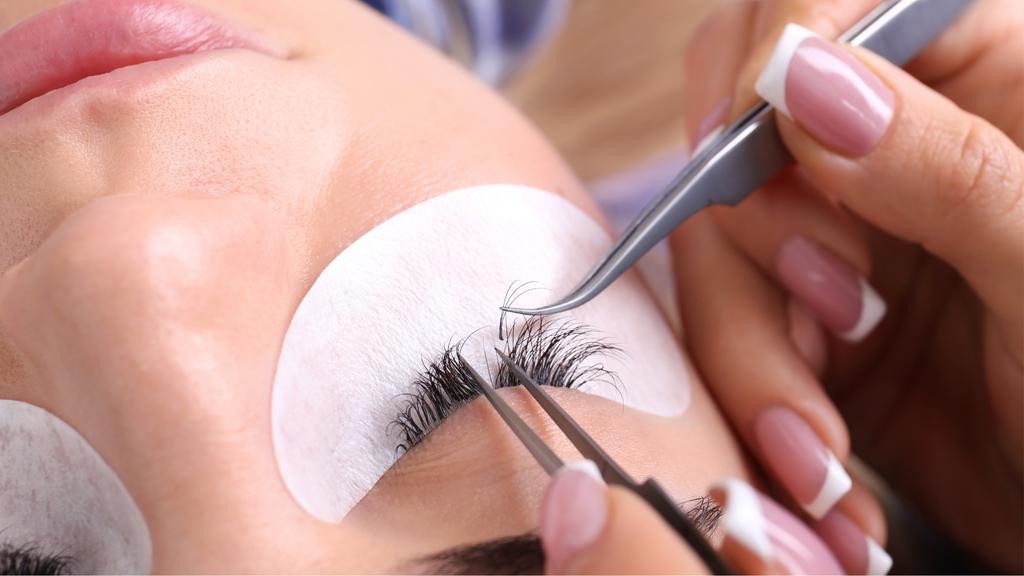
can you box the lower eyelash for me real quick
[389,316,622,455]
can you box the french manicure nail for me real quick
[754,405,852,519]
[540,460,607,573]
[814,509,893,575]
[692,95,732,156]
[755,23,894,156]
[712,477,844,574]
[711,477,774,564]
[776,235,886,343]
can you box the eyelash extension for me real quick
[389,316,622,454]
[497,281,544,342]
[0,543,73,576]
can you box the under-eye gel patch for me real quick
[0,400,152,574]
[271,184,691,523]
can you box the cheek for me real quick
[0,46,586,288]
[640,373,754,496]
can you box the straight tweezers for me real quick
[460,351,732,575]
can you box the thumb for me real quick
[755,24,1023,327]
[539,462,708,575]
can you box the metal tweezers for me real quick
[502,0,977,317]
[460,350,733,575]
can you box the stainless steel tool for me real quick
[501,0,977,317]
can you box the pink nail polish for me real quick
[712,477,844,574]
[756,23,894,156]
[754,406,851,520]
[760,489,845,574]
[776,236,886,343]
[540,460,607,573]
[692,95,732,155]
[814,509,893,575]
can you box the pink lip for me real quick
[0,0,281,116]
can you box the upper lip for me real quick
[0,0,282,116]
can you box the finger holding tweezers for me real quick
[500,0,977,317]
[461,352,732,574]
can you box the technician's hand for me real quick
[539,467,847,574]
[673,0,1022,572]
[537,465,709,574]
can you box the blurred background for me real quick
[501,0,723,182]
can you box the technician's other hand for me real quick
[538,464,707,574]
[538,467,847,575]
[674,0,1022,571]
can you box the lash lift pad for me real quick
[271,184,691,523]
[0,400,152,574]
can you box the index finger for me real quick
[729,0,881,122]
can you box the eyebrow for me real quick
[389,316,622,454]
[409,495,723,574]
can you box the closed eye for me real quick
[0,543,74,576]
[388,316,623,454]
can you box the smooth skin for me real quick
[557,0,1022,572]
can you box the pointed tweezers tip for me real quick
[458,352,563,475]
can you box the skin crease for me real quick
[0,0,762,572]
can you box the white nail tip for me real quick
[693,124,725,156]
[560,459,606,485]
[840,276,887,343]
[804,452,852,520]
[866,536,893,575]
[755,23,819,119]
[712,477,773,563]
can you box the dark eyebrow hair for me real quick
[0,543,73,576]
[409,495,723,574]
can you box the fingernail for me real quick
[540,460,608,573]
[754,405,852,519]
[776,236,886,343]
[755,23,894,156]
[814,509,893,575]
[692,95,732,156]
[710,478,773,565]
[711,477,844,574]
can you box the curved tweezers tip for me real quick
[499,298,581,317]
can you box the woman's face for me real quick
[0,0,751,572]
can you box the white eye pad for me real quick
[0,400,151,574]
[271,184,691,522]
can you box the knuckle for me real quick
[936,117,1024,228]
